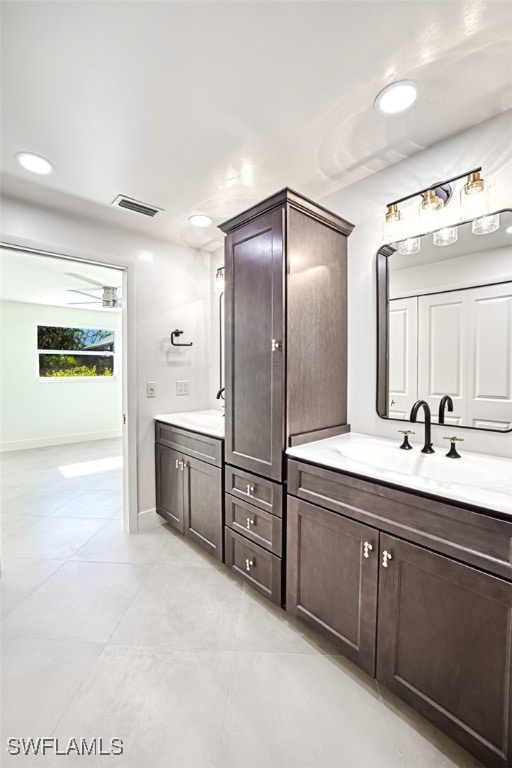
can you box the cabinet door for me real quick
[155,444,184,532]
[225,208,285,481]
[377,534,512,768]
[287,497,378,675]
[183,456,223,561]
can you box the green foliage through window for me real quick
[37,326,115,378]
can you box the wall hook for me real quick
[170,329,193,347]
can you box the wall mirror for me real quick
[376,209,512,432]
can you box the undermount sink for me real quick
[287,432,512,516]
[154,409,225,438]
[334,440,510,488]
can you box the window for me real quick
[37,325,116,378]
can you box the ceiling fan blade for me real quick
[67,288,100,300]
[65,271,106,288]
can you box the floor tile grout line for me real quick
[376,679,408,768]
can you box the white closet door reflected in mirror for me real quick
[380,209,512,432]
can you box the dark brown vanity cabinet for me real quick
[220,189,353,603]
[155,423,223,561]
[287,460,512,768]
[220,189,354,482]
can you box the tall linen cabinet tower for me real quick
[220,188,354,604]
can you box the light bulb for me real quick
[383,203,403,242]
[433,227,458,247]
[460,171,488,220]
[472,213,500,235]
[398,237,421,255]
[419,189,444,233]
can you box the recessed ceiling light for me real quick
[16,151,54,174]
[374,80,418,115]
[506,225,512,234]
[188,214,212,228]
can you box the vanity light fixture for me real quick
[374,80,418,114]
[383,167,495,248]
[188,214,213,228]
[16,151,53,175]
[215,266,225,294]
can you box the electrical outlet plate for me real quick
[146,382,156,398]
[176,380,189,396]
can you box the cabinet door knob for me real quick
[246,484,255,497]
[382,550,393,568]
[363,541,373,559]
[246,517,255,530]
[245,558,254,572]
[271,339,281,352]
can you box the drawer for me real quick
[225,494,282,556]
[288,460,512,581]
[225,465,282,517]
[155,422,223,467]
[225,528,282,605]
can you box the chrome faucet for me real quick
[438,395,454,424]
[410,400,435,454]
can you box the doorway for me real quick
[0,244,134,536]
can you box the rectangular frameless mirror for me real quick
[376,209,512,432]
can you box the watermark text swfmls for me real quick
[7,738,124,757]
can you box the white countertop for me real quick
[287,432,512,517]
[155,410,225,439]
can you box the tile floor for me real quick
[1,440,482,767]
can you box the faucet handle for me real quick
[398,430,414,450]
[444,435,464,459]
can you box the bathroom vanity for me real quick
[286,433,512,768]
[154,410,224,561]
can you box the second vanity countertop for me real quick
[155,409,225,439]
[287,432,512,517]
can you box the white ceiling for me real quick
[0,247,123,310]
[1,1,511,250]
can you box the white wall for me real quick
[0,301,122,450]
[321,110,512,458]
[0,196,212,521]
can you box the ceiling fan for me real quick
[66,272,122,308]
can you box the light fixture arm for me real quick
[386,166,482,208]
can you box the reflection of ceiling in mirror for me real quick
[389,210,512,271]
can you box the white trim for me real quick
[0,241,137,536]
[0,429,123,453]
[137,508,165,531]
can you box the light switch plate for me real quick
[146,382,156,398]
[176,380,189,396]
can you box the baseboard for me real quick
[0,429,123,453]
[137,508,165,531]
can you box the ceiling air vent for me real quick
[112,195,163,218]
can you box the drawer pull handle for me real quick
[245,558,254,572]
[363,541,373,559]
[175,459,180,469]
[246,517,255,530]
[246,484,255,497]
[382,550,393,568]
